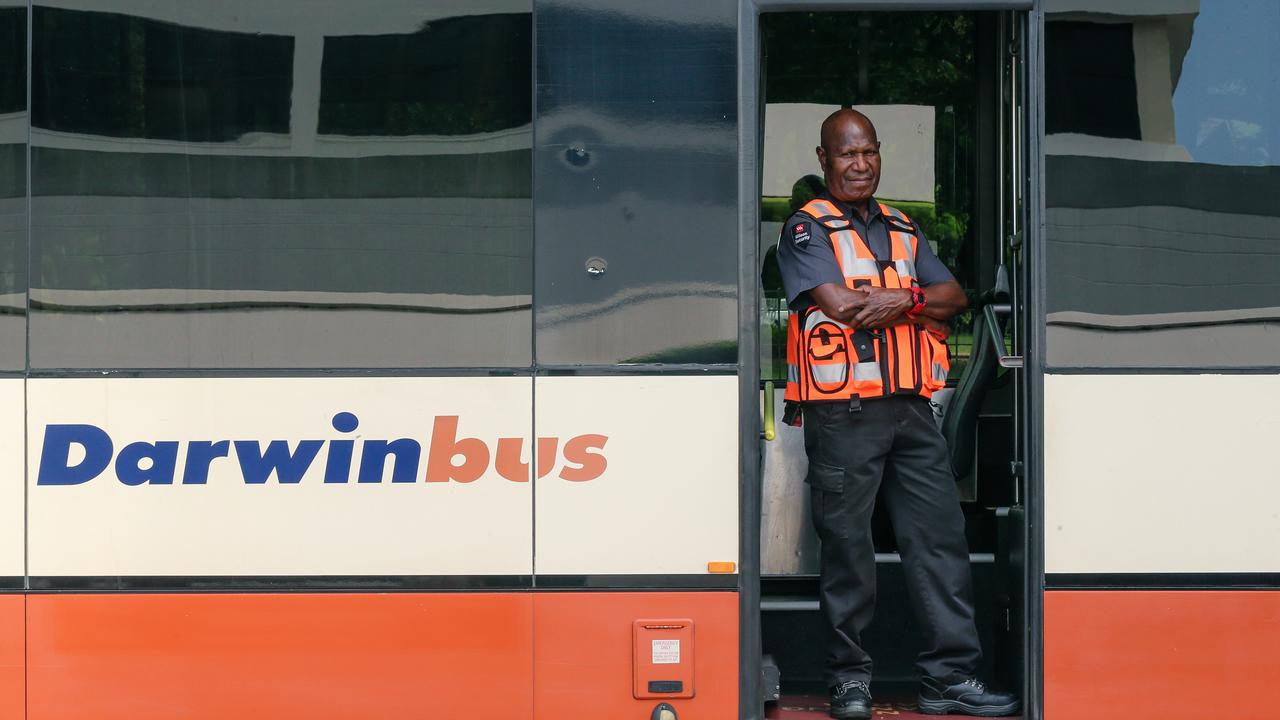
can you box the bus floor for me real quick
[767,694,1023,719]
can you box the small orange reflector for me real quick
[707,561,736,574]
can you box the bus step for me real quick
[767,694,1021,719]
[874,552,995,564]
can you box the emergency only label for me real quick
[652,639,681,665]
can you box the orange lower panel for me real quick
[0,596,22,720]
[27,593,534,720]
[534,591,739,720]
[1045,590,1280,720]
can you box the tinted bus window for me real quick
[1045,1,1280,368]
[0,4,24,371]
[320,14,531,137]
[0,6,21,115]
[32,7,292,142]
[1045,22,1141,140]
[29,2,532,369]
[534,0,737,365]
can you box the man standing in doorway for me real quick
[775,108,1020,718]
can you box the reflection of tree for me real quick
[1194,117,1270,166]
[762,12,975,280]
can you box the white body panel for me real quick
[0,380,22,577]
[1045,373,1280,574]
[534,375,739,575]
[27,377,534,576]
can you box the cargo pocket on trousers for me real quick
[806,462,848,540]
[806,461,844,493]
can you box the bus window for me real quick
[1044,2,1280,368]
[533,4,738,366]
[28,2,533,369]
[0,2,23,371]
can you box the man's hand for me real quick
[835,287,871,316]
[811,284,871,326]
[852,287,913,328]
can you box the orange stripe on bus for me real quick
[28,593,534,720]
[534,592,738,720]
[0,596,21,720]
[1045,590,1280,720]
[25,591,739,720]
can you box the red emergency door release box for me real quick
[633,619,695,699]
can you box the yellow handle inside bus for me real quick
[763,380,776,442]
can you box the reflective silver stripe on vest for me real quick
[788,364,799,383]
[823,219,850,228]
[847,259,880,279]
[829,230,857,273]
[831,230,879,279]
[933,363,948,382]
[894,232,917,279]
[895,231,912,256]
[811,363,848,385]
[804,308,848,331]
[854,362,882,382]
[829,225,893,283]
[895,259,917,280]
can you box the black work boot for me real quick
[828,679,872,720]
[918,677,1020,716]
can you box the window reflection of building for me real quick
[531,2,739,365]
[33,7,293,142]
[29,1,533,369]
[0,4,25,370]
[1045,0,1280,368]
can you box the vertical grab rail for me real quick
[762,381,776,441]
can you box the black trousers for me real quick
[803,396,981,687]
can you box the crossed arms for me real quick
[810,282,968,337]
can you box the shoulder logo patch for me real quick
[791,221,812,247]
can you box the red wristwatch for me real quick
[906,286,927,318]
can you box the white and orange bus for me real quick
[0,1,1275,719]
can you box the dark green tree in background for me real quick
[762,12,976,282]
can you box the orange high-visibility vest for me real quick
[784,199,950,403]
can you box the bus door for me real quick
[754,6,1034,711]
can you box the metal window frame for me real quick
[736,3,1043,718]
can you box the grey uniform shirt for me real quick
[777,194,956,312]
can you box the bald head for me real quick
[816,108,882,211]
[819,108,878,153]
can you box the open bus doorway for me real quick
[755,8,1030,716]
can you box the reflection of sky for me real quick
[1173,0,1279,166]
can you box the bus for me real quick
[0,1,1275,718]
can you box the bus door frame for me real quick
[735,2,1046,718]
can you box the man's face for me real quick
[817,119,881,205]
